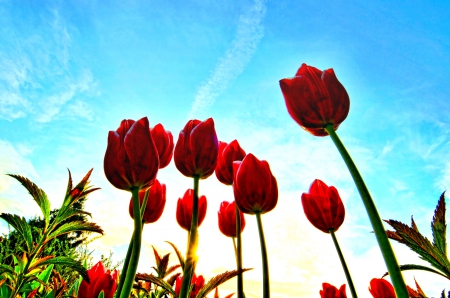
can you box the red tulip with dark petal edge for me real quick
[151,123,174,169]
[78,261,119,298]
[232,153,278,215]
[104,117,159,191]
[301,179,345,233]
[129,179,166,224]
[174,274,205,298]
[215,140,246,185]
[320,283,347,298]
[174,118,219,179]
[218,200,246,237]
[369,278,396,298]
[279,63,350,136]
[176,189,207,231]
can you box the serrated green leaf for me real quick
[432,192,447,257]
[47,221,103,240]
[195,269,251,298]
[165,241,185,270]
[166,272,181,288]
[0,214,34,252]
[38,257,89,282]
[135,274,177,297]
[7,174,51,229]
[65,169,73,200]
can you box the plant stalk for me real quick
[324,124,408,298]
[329,229,358,298]
[255,212,270,298]
[179,175,200,298]
[235,204,245,298]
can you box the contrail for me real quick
[189,0,266,117]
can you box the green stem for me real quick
[329,229,358,298]
[119,187,143,298]
[255,212,270,298]
[324,124,408,298]
[235,204,245,298]
[179,175,200,298]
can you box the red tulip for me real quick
[369,278,396,298]
[279,63,350,136]
[176,189,207,231]
[78,261,119,298]
[129,179,166,224]
[104,117,159,190]
[301,179,345,233]
[174,118,219,179]
[215,140,246,185]
[218,201,246,237]
[174,274,205,298]
[150,123,174,169]
[232,153,278,214]
[320,283,347,298]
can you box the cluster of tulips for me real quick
[81,63,412,298]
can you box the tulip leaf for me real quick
[0,214,34,253]
[382,264,449,280]
[47,221,103,240]
[135,274,177,297]
[432,192,447,257]
[165,241,185,270]
[7,174,51,229]
[195,269,251,298]
[37,257,89,283]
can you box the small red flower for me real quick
[369,278,396,298]
[301,179,345,233]
[320,283,347,298]
[78,261,119,298]
[174,274,205,298]
[215,140,246,185]
[150,123,174,169]
[218,201,246,237]
[176,189,207,231]
[129,179,166,224]
[104,117,159,190]
[174,118,219,179]
[279,63,350,136]
[232,153,278,215]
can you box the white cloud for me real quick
[189,0,266,117]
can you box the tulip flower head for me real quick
[369,278,396,298]
[174,274,205,298]
[150,123,174,169]
[78,261,119,298]
[320,283,347,298]
[301,179,345,233]
[176,189,207,231]
[215,140,246,185]
[174,118,219,179]
[232,153,278,215]
[279,63,350,136]
[129,179,166,224]
[218,200,246,237]
[104,117,159,191]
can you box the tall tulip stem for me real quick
[324,124,408,298]
[179,175,201,298]
[119,187,143,298]
[255,212,270,298]
[236,204,245,298]
[329,229,358,298]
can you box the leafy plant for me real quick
[0,169,104,298]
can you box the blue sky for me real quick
[1,0,450,297]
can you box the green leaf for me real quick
[432,192,447,257]
[135,274,177,297]
[38,257,89,282]
[98,291,105,298]
[7,174,51,229]
[47,221,103,240]
[383,264,449,280]
[385,219,450,277]
[0,264,14,276]
[195,269,251,298]
[165,241,185,270]
[0,214,34,252]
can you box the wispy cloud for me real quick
[189,0,266,117]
